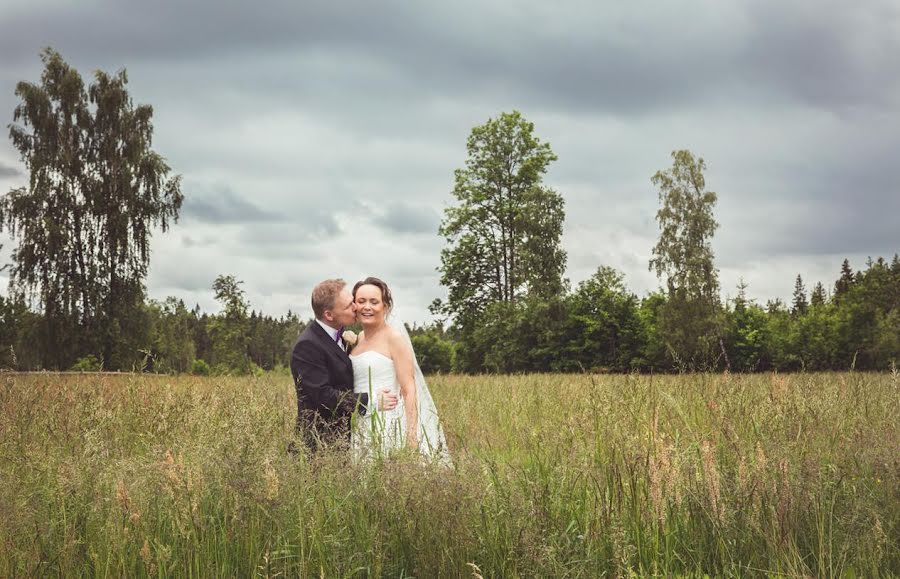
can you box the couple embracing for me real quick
[290,277,450,464]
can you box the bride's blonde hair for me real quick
[352,277,393,312]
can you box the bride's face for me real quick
[354,284,387,327]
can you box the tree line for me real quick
[423,112,898,373]
[1,51,897,374]
[414,255,900,373]
[0,274,305,374]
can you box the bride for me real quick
[349,277,451,465]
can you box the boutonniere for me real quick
[342,330,358,349]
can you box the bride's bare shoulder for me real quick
[387,326,412,354]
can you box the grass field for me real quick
[0,370,897,577]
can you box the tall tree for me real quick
[88,63,183,366]
[0,48,182,369]
[436,111,566,327]
[834,258,854,301]
[0,50,91,367]
[792,274,808,316]
[649,149,721,367]
[209,275,251,374]
[810,281,827,307]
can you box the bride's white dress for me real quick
[350,349,451,464]
[351,350,406,456]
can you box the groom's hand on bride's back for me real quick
[378,388,398,411]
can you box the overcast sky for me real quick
[1,0,898,323]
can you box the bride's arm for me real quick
[389,330,418,449]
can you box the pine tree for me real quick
[734,278,750,312]
[792,274,808,316]
[834,258,854,300]
[810,281,827,307]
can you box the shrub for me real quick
[70,355,101,372]
[191,358,211,376]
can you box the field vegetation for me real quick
[1,371,897,577]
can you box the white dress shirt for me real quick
[316,319,345,351]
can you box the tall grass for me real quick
[0,371,897,577]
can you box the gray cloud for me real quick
[181,235,216,249]
[739,0,900,112]
[1,0,899,321]
[371,203,440,235]
[0,161,20,178]
[234,222,337,260]
[3,1,896,117]
[182,186,285,224]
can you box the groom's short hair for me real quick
[311,278,347,319]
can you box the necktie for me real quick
[335,327,345,345]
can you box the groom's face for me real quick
[326,288,357,327]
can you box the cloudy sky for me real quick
[1,0,898,323]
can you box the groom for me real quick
[290,278,398,451]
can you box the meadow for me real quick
[0,370,897,577]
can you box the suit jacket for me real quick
[290,321,368,449]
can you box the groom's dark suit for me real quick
[290,321,369,451]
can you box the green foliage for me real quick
[250,362,265,377]
[810,281,827,307]
[792,274,808,316]
[723,282,771,371]
[0,48,182,370]
[833,258,855,300]
[209,275,251,374]
[69,354,101,372]
[558,266,645,372]
[410,332,454,374]
[832,256,900,369]
[436,111,567,372]
[649,150,722,368]
[434,253,900,374]
[872,309,900,369]
[190,358,210,376]
[2,254,898,375]
[248,309,304,370]
[636,291,669,370]
[437,110,566,329]
[145,297,196,373]
[650,150,720,302]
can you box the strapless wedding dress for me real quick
[351,347,453,465]
[350,350,407,457]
